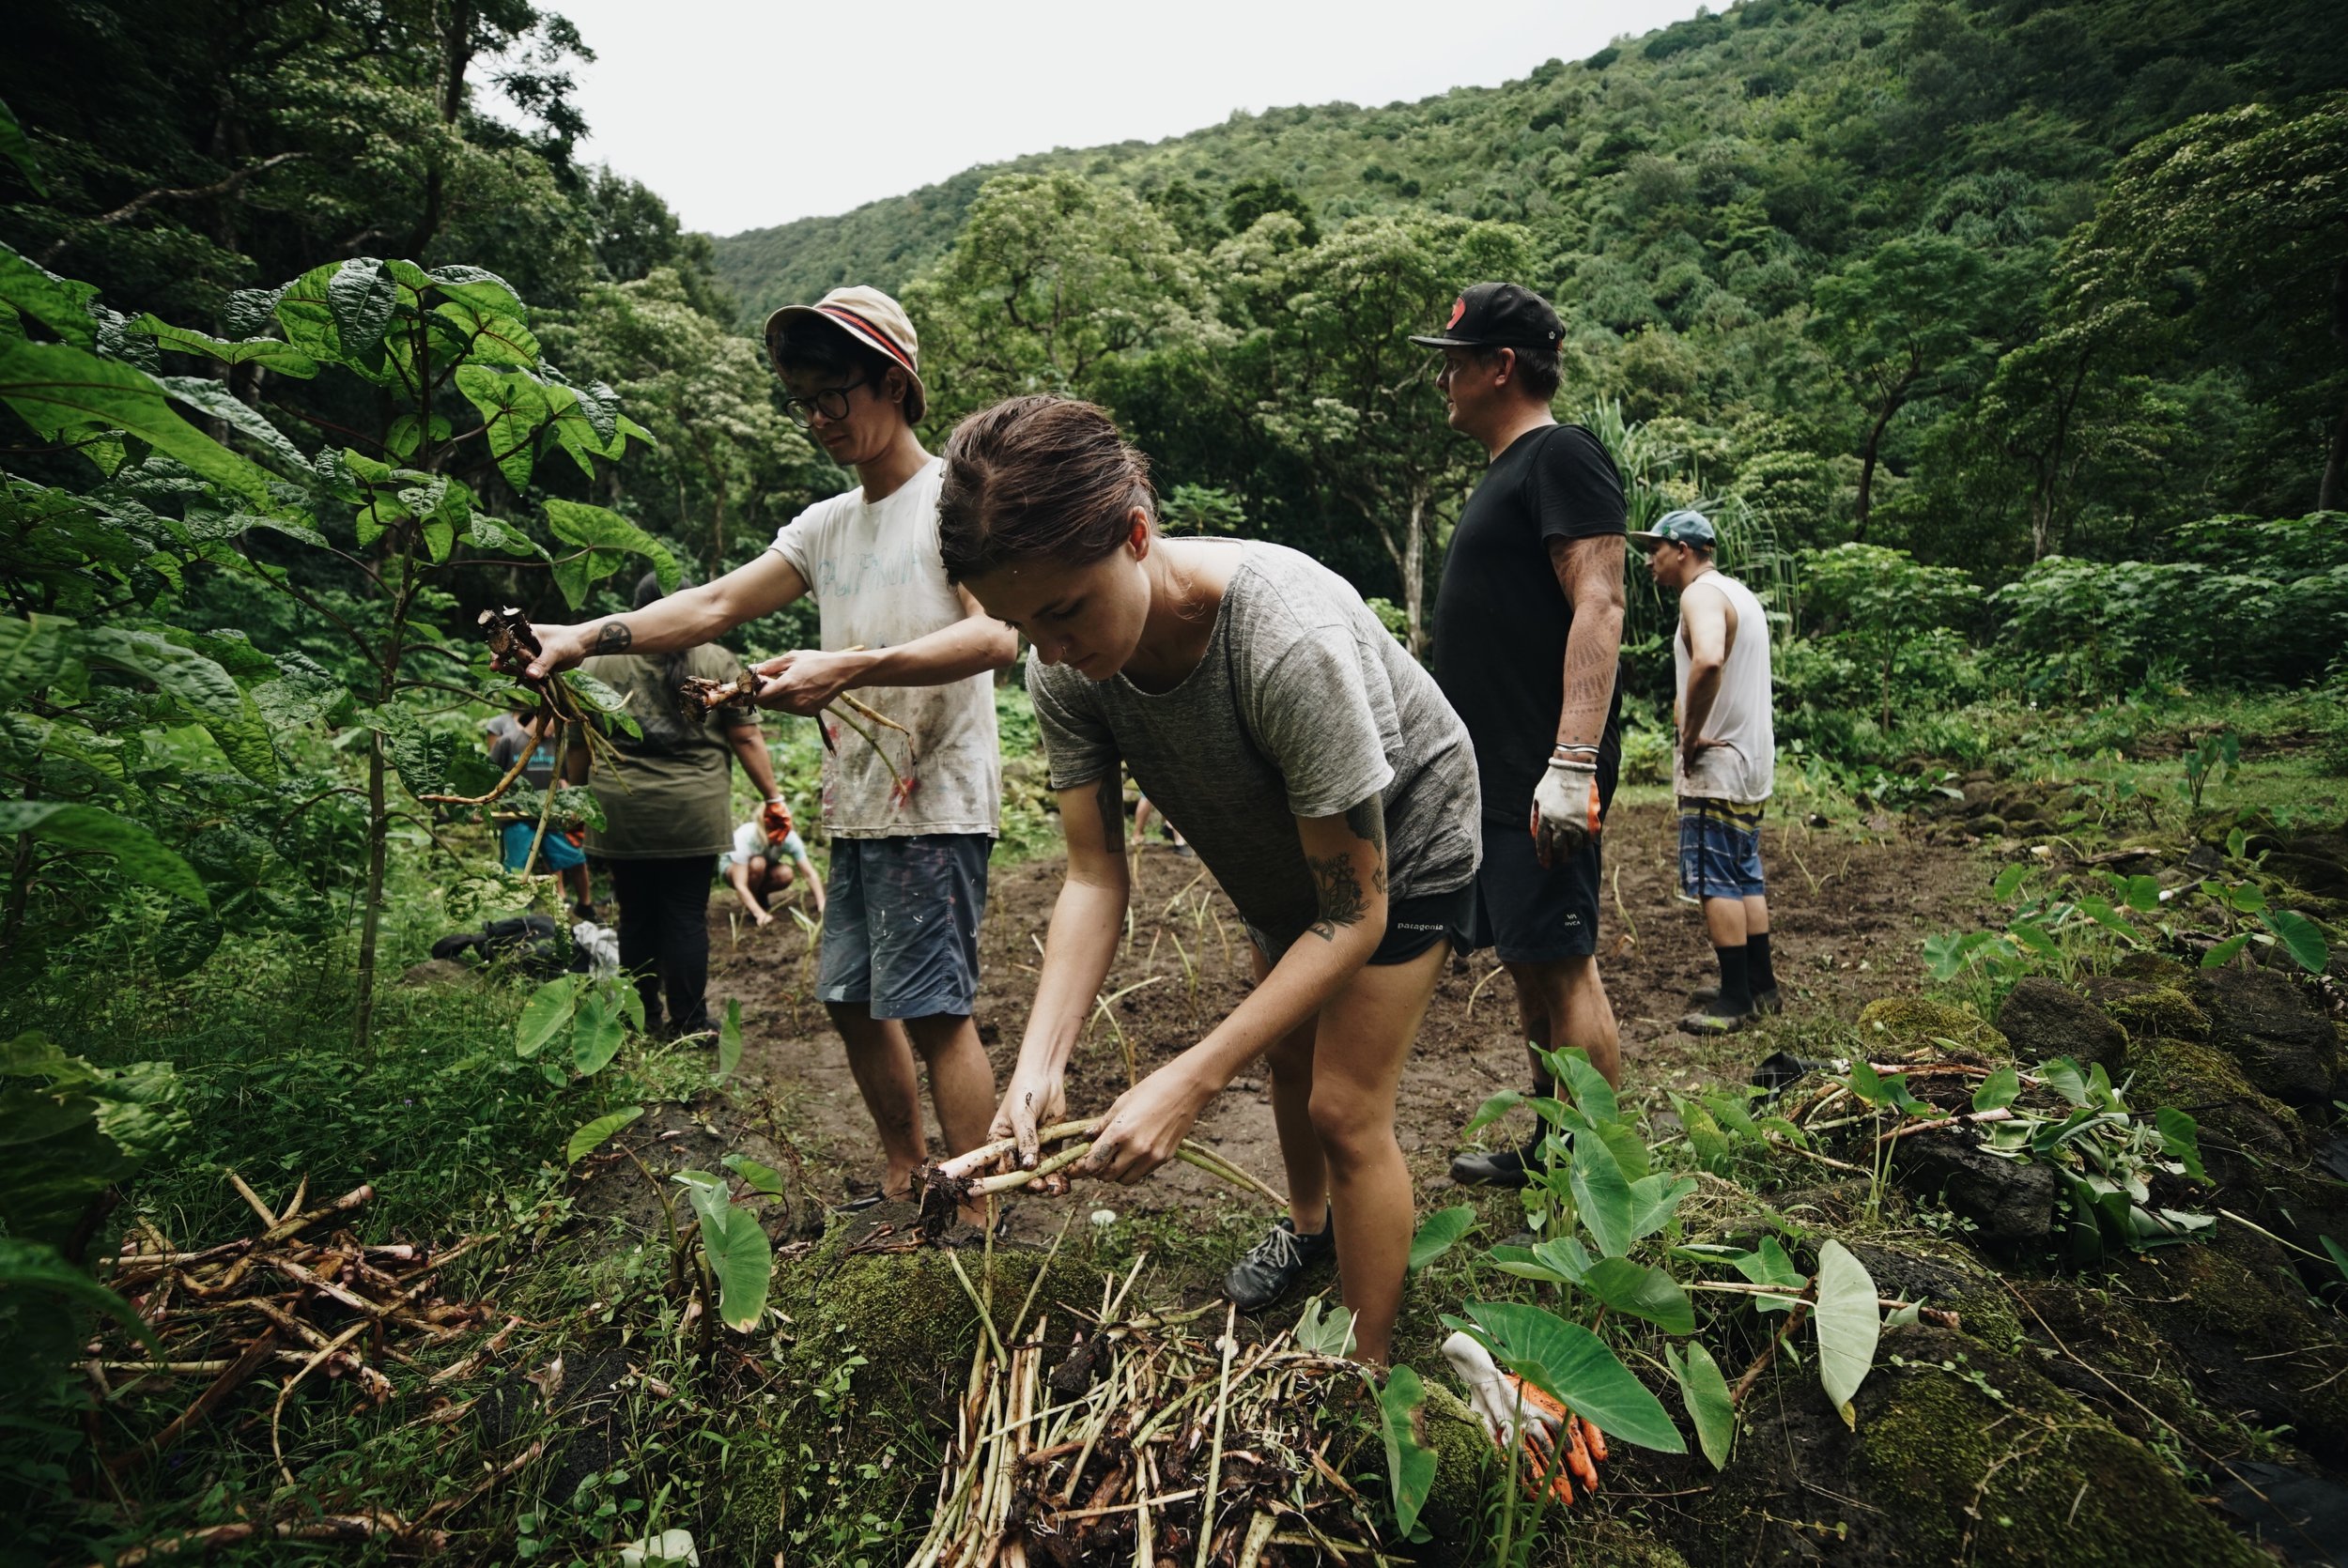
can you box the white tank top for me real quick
[1673,571,1774,803]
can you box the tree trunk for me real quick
[2322,392,2347,515]
[406,0,476,258]
[352,737,388,1055]
[1403,484,1429,661]
[1853,397,1901,542]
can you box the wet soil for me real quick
[706,798,1995,1227]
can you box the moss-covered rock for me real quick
[1997,977,2126,1071]
[1857,996,2008,1057]
[2127,1037,2304,1177]
[2135,1227,2348,1460]
[1853,1329,2266,1566]
[2201,964,2338,1106]
[1415,1380,1495,1561]
[2111,951,2193,988]
[2089,981,2210,1043]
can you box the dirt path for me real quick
[713,798,1994,1229]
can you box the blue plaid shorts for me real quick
[1677,798,1767,900]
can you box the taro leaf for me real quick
[0,100,46,195]
[570,988,624,1075]
[2155,1107,2207,1182]
[2035,1055,2089,1107]
[2075,896,2139,946]
[673,1172,771,1331]
[1553,1047,1619,1124]
[1812,1239,1880,1422]
[1459,1301,1685,1453]
[1846,1058,1885,1105]
[722,1153,789,1199]
[1991,863,2033,901]
[1580,1257,1695,1334]
[326,258,399,368]
[1667,1341,1736,1469]
[2198,930,2254,967]
[1972,1065,2019,1114]
[2229,882,2267,915]
[716,998,743,1083]
[134,317,317,377]
[79,625,276,783]
[1377,1363,1437,1539]
[0,337,274,500]
[1460,1088,1522,1135]
[0,614,70,706]
[2007,920,2061,958]
[2259,910,2329,976]
[1734,1236,1808,1307]
[515,974,583,1058]
[1627,1173,1698,1243]
[564,1104,642,1164]
[1679,1098,1733,1168]
[1595,1117,1652,1183]
[2124,874,2162,914]
[1407,1206,1477,1272]
[0,244,97,344]
[0,802,207,907]
[1293,1293,1358,1357]
[1569,1124,1635,1257]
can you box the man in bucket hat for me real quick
[521,285,1016,1219]
[1413,282,1632,1190]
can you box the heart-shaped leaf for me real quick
[1812,1239,1881,1419]
[1407,1206,1476,1271]
[1668,1341,1736,1469]
[1459,1301,1684,1453]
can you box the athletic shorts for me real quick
[1245,881,1475,970]
[1678,798,1767,900]
[499,821,586,872]
[818,833,990,1020]
[1462,825,1603,963]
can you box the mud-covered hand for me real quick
[1075,1066,1208,1186]
[989,1061,1069,1173]
[752,649,866,717]
[1530,754,1602,868]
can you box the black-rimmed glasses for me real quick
[781,377,870,428]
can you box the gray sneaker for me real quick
[1690,984,1782,1015]
[1224,1211,1335,1310]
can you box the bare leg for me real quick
[1702,897,1750,947]
[1265,1016,1327,1236]
[1308,941,1448,1364]
[826,1001,927,1199]
[1743,894,1769,935]
[902,1012,997,1158]
[1506,954,1621,1089]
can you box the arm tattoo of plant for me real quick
[1094,768,1123,841]
[593,620,633,653]
[1306,850,1370,942]
[1344,796,1389,896]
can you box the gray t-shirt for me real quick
[1028,541,1481,948]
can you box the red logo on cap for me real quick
[1445,297,1466,330]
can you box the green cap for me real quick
[1626,509,1715,549]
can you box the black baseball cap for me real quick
[1410,281,1563,350]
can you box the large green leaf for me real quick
[1667,1342,1737,1470]
[0,100,46,195]
[1378,1363,1437,1539]
[571,988,625,1075]
[0,801,207,907]
[565,1105,643,1165]
[454,364,555,490]
[0,245,96,344]
[1459,1301,1684,1453]
[1407,1205,1477,1271]
[2260,910,2330,976]
[2035,1055,2089,1107]
[0,614,70,705]
[327,258,400,367]
[1569,1124,1635,1257]
[1627,1172,1696,1242]
[544,498,680,605]
[1812,1239,1881,1420]
[716,998,744,1083]
[0,337,273,500]
[721,1153,790,1199]
[132,316,317,377]
[153,375,308,474]
[1972,1065,2019,1113]
[2155,1107,2206,1182]
[82,624,284,781]
[674,1172,772,1331]
[1552,1047,1619,1124]
[1579,1256,1695,1334]
[433,293,539,368]
[515,974,584,1058]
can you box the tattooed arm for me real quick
[992,765,1134,1165]
[1547,533,1627,753]
[1078,793,1393,1186]
[521,551,812,682]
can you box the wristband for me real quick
[1552,743,1599,757]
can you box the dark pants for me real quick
[605,856,715,1036]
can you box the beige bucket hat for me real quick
[763,284,927,423]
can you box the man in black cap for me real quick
[1413,283,1629,1186]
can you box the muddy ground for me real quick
[709,797,1992,1230]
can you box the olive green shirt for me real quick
[579,647,757,860]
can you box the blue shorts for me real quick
[500,821,586,872]
[1678,798,1767,899]
[819,834,990,1020]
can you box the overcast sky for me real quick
[542,0,1709,237]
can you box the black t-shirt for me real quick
[1432,423,1627,824]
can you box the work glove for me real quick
[1530,752,1602,867]
[761,796,795,841]
[1442,1330,1607,1505]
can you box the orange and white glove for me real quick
[1530,746,1602,867]
[761,796,795,841]
[1443,1330,1607,1505]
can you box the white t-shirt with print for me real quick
[766,457,1001,838]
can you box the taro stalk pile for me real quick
[918,1116,1288,1241]
[910,1253,1401,1568]
[86,1172,495,1509]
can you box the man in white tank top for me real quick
[1630,512,1780,1033]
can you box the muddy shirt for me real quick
[766,457,1001,839]
[1028,541,1481,948]
[579,647,755,860]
